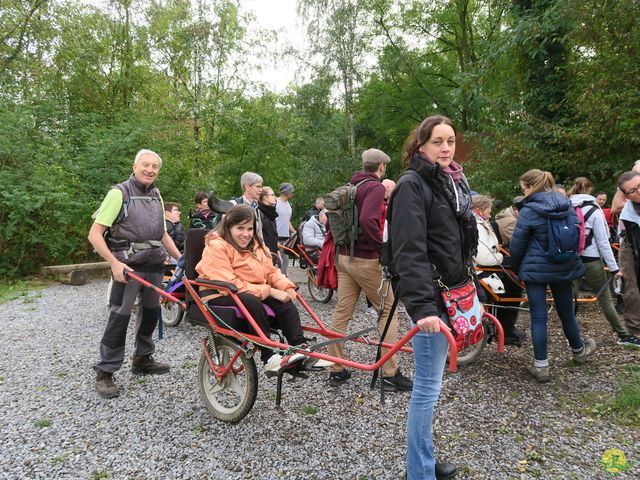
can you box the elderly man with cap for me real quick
[327,148,413,392]
[276,182,296,274]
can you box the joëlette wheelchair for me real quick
[127,228,479,423]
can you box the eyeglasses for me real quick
[624,184,640,195]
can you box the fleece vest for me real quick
[109,175,166,266]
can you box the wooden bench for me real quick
[42,262,111,285]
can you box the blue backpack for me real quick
[542,214,581,263]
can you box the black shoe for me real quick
[617,335,640,348]
[436,461,457,479]
[504,328,526,347]
[403,462,457,480]
[131,355,170,375]
[328,369,351,387]
[381,369,413,392]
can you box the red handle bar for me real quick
[125,270,186,310]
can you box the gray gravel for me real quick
[0,266,638,479]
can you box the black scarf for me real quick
[410,153,479,261]
[257,202,278,221]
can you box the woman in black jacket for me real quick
[258,186,281,266]
[388,115,475,480]
[510,169,596,382]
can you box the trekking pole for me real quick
[370,268,400,405]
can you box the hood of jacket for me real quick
[521,191,572,219]
[620,200,640,226]
[570,193,596,208]
[349,170,381,185]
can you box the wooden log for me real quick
[42,262,111,275]
[59,270,89,286]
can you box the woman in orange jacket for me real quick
[196,204,307,374]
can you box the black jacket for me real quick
[166,219,185,253]
[387,158,472,321]
[303,205,321,222]
[257,202,279,261]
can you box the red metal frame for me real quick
[126,270,512,375]
[182,278,461,372]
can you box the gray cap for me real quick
[279,182,295,195]
[362,148,390,165]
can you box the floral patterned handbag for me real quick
[435,271,484,351]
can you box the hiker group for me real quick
[87,115,640,480]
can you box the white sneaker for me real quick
[312,358,335,368]
[281,352,305,367]
[263,354,284,375]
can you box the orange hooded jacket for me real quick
[196,236,295,301]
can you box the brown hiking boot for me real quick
[131,355,170,375]
[96,371,120,398]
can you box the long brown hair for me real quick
[206,204,264,252]
[519,169,557,197]
[401,115,456,169]
[568,177,593,196]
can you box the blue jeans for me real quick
[406,328,448,480]
[525,281,584,365]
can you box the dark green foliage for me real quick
[1,0,638,277]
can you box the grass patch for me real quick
[609,371,640,426]
[89,471,111,480]
[192,424,205,433]
[51,453,70,464]
[35,419,53,428]
[0,279,49,304]
[0,375,5,383]
[302,405,319,415]
[572,369,640,427]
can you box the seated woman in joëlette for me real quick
[196,204,308,375]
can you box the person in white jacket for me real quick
[569,177,639,347]
[472,195,525,345]
[301,210,327,262]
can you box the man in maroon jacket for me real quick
[327,149,413,391]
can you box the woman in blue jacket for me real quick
[509,169,596,382]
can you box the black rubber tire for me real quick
[161,300,184,327]
[447,320,488,367]
[198,337,258,423]
[307,277,333,303]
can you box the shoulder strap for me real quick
[582,205,598,248]
[111,183,131,226]
[353,178,377,188]
[404,169,433,212]
[400,169,437,275]
[490,219,503,245]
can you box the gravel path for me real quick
[0,267,638,479]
